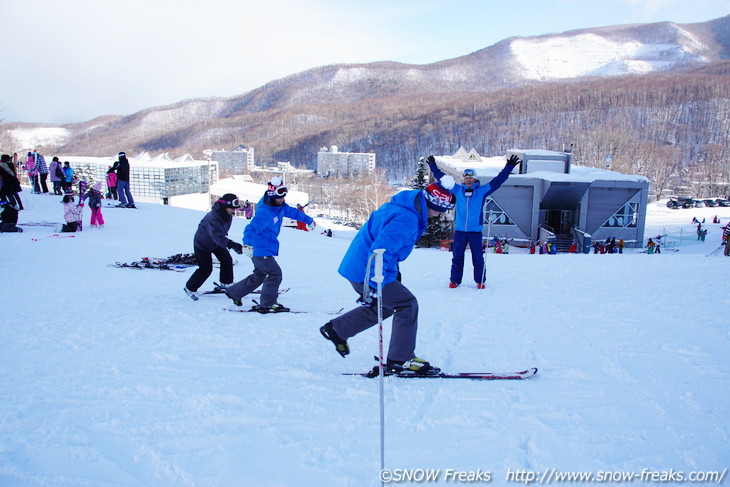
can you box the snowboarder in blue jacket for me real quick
[225,177,314,313]
[427,154,520,288]
[320,173,456,374]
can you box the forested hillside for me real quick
[268,62,730,197]
[4,17,729,198]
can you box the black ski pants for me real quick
[185,246,234,292]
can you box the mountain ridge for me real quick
[3,15,729,181]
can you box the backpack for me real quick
[55,164,65,180]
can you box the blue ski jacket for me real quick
[338,189,428,286]
[428,160,515,232]
[243,192,313,257]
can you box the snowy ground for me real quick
[1,192,728,487]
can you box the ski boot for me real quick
[476,282,486,289]
[386,357,440,375]
[183,287,199,301]
[449,282,459,289]
[320,321,349,357]
[250,303,290,314]
[208,282,228,294]
[225,290,242,307]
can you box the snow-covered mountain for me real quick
[5,15,729,159]
[1,191,728,486]
[220,16,729,117]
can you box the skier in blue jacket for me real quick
[224,177,314,313]
[428,154,520,288]
[320,174,456,374]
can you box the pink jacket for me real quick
[106,172,117,187]
[25,157,37,176]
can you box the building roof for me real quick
[435,149,649,184]
[61,152,209,168]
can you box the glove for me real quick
[228,242,243,255]
[307,221,316,231]
[507,154,521,166]
[426,155,435,165]
[242,245,254,258]
[356,287,378,307]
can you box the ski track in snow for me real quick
[1,192,729,486]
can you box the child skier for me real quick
[320,173,456,374]
[184,193,244,300]
[60,190,82,232]
[81,181,105,228]
[224,177,314,313]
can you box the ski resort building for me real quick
[433,148,650,250]
[60,152,218,206]
[203,146,255,175]
[317,146,376,177]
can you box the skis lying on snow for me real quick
[19,221,62,227]
[344,366,538,380]
[224,306,343,315]
[112,253,227,272]
[112,260,188,271]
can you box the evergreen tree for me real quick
[412,157,453,248]
[417,213,452,248]
[409,157,429,190]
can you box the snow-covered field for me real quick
[1,192,728,487]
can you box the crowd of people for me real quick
[0,150,133,233]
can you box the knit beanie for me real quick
[423,175,456,212]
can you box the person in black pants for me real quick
[0,154,24,232]
[183,194,243,300]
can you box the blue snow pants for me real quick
[450,230,485,284]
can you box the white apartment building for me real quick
[317,146,376,177]
[204,146,255,175]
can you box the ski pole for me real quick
[482,209,493,289]
[371,248,387,484]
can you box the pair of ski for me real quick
[225,303,344,315]
[203,285,290,296]
[345,365,538,381]
[215,285,344,314]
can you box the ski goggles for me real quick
[462,169,476,178]
[268,186,288,198]
[218,198,241,208]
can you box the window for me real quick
[483,198,515,225]
[602,202,638,228]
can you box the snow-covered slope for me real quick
[1,192,728,486]
[509,22,711,81]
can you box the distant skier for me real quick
[646,238,656,254]
[296,204,309,231]
[427,154,520,288]
[81,181,105,228]
[224,178,314,313]
[320,171,456,374]
[107,152,136,208]
[183,194,244,300]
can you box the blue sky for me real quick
[1,0,727,124]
